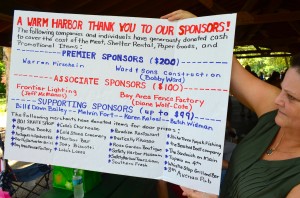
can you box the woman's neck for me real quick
[278,128,300,150]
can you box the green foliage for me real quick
[238,57,290,78]
[0,98,6,113]
[235,46,291,79]
[0,62,4,73]
[0,61,5,94]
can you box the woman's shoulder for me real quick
[258,109,278,120]
[250,109,278,134]
[239,109,278,144]
[253,109,278,131]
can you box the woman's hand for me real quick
[180,186,218,198]
[160,10,197,21]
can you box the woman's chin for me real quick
[275,115,284,127]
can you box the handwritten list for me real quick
[5,10,236,194]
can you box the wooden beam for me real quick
[196,0,296,57]
[234,47,293,55]
[238,0,282,41]
[0,24,12,32]
[198,0,299,25]
[84,0,124,15]
[0,13,13,22]
[237,11,300,25]
[0,33,12,47]
[235,37,300,46]
[289,22,300,36]
[197,0,227,13]
[66,0,92,13]
[236,54,292,59]
[234,50,272,55]
[240,0,261,11]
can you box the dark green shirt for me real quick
[220,110,300,198]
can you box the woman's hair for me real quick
[291,53,300,73]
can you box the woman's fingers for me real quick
[180,186,195,196]
[160,9,197,21]
[180,186,218,198]
[160,10,179,19]
[180,186,202,198]
[160,10,184,19]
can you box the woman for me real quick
[161,10,300,198]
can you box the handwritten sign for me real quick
[5,10,236,194]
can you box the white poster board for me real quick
[5,10,236,194]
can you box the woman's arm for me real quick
[230,57,280,117]
[161,9,281,117]
[287,184,300,198]
[222,160,229,169]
